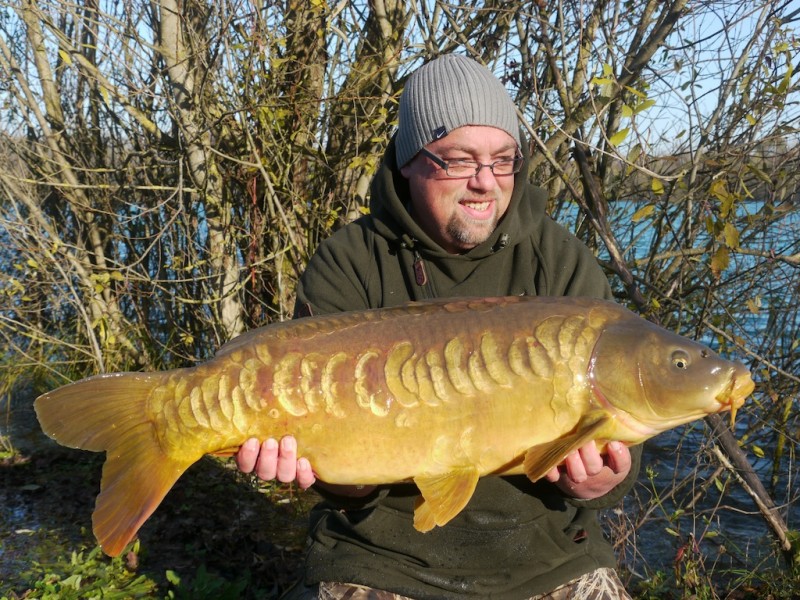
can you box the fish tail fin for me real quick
[34,373,196,556]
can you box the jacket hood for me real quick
[368,135,548,260]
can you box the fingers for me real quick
[255,438,282,481]
[605,441,631,475]
[295,457,316,489]
[546,440,631,485]
[544,465,561,483]
[560,440,600,483]
[236,436,316,489]
[236,437,260,473]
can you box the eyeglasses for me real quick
[419,148,523,178]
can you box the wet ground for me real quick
[0,392,318,598]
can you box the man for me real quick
[237,54,639,599]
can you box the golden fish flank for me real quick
[33,296,754,557]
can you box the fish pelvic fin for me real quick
[412,466,480,532]
[34,372,195,557]
[523,415,610,482]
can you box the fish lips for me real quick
[715,365,755,426]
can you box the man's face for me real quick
[400,126,518,254]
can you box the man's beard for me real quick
[445,210,500,250]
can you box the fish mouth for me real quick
[714,368,755,427]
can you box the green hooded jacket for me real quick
[291,138,641,599]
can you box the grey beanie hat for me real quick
[395,54,521,168]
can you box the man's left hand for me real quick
[544,440,631,500]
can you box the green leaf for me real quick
[632,98,656,115]
[166,570,181,585]
[609,128,629,146]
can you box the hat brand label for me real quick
[433,126,448,139]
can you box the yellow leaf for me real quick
[609,128,629,146]
[746,114,757,126]
[632,204,655,222]
[709,179,735,216]
[624,85,647,99]
[710,246,729,278]
[723,223,740,249]
[752,445,765,459]
[590,76,614,86]
[58,49,72,66]
[26,258,39,269]
[651,178,664,195]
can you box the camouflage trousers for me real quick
[286,568,632,600]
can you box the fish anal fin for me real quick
[413,496,436,532]
[412,467,480,531]
[523,416,610,482]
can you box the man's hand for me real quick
[544,440,631,500]
[235,436,316,489]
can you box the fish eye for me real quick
[672,351,690,370]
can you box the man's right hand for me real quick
[235,436,316,489]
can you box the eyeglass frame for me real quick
[418,147,524,178]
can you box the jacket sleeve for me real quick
[293,220,376,318]
[534,216,614,301]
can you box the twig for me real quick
[708,415,795,562]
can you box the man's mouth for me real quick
[460,199,493,216]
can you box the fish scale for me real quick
[34,296,754,556]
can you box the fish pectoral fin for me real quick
[210,446,241,457]
[523,416,610,482]
[412,467,480,532]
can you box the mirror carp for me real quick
[34,296,754,556]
